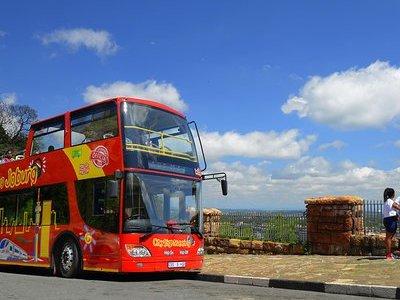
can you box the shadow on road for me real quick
[0,265,199,282]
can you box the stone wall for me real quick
[306,196,364,255]
[203,208,222,238]
[205,237,304,255]
[349,234,399,256]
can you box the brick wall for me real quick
[306,196,363,255]
[203,208,222,238]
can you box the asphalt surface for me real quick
[0,267,380,300]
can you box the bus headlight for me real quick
[125,245,151,258]
[197,247,204,256]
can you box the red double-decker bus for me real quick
[0,97,227,277]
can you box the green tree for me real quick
[0,125,10,151]
[220,222,254,240]
[263,214,301,244]
[0,100,37,155]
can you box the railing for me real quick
[124,125,197,162]
[219,200,389,244]
[362,200,385,234]
[220,211,307,244]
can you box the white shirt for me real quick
[383,198,397,218]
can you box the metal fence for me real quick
[220,211,307,244]
[362,200,385,234]
[219,200,387,244]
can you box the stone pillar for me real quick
[305,196,363,255]
[203,208,222,238]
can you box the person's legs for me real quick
[384,217,397,259]
[386,231,394,257]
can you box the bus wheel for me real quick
[55,238,81,278]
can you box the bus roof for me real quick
[31,97,185,126]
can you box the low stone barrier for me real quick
[205,237,304,255]
[349,234,399,256]
[204,234,397,257]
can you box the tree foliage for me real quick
[0,100,38,155]
[262,214,300,244]
[219,214,305,244]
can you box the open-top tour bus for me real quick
[0,97,227,277]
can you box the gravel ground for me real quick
[202,254,400,286]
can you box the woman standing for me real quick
[383,188,400,260]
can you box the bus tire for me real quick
[55,238,81,278]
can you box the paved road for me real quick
[0,268,379,300]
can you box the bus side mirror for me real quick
[202,172,228,196]
[221,179,228,196]
[107,180,119,198]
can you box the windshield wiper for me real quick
[174,222,203,238]
[139,223,202,242]
[139,224,173,242]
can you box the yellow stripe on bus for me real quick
[40,200,52,258]
[63,145,105,180]
[83,267,119,272]
[0,261,50,268]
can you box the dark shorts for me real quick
[384,216,398,234]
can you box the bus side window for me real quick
[0,194,17,225]
[70,102,118,146]
[124,174,149,222]
[76,177,119,233]
[31,118,65,155]
[93,181,106,216]
[40,184,69,225]
[15,190,35,226]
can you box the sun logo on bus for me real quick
[80,225,96,253]
[29,157,47,178]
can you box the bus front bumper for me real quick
[121,257,203,273]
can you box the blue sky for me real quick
[1,1,400,209]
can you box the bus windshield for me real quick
[122,102,197,163]
[123,173,202,234]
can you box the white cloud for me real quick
[201,129,316,161]
[83,80,187,112]
[281,156,331,178]
[203,159,400,210]
[211,161,269,195]
[340,159,358,170]
[282,61,400,129]
[202,161,272,209]
[318,140,346,151]
[39,28,118,56]
[289,73,303,81]
[265,166,396,203]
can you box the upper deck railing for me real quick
[124,125,197,162]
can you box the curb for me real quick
[196,274,400,299]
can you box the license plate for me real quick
[168,261,186,268]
